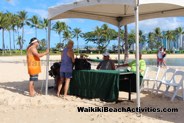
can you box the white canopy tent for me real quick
[46,0,184,109]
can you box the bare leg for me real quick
[163,60,167,67]
[57,78,64,97]
[157,59,159,67]
[64,78,71,96]
[29,81,35,96]
[160,60,163,67]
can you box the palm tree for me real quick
[63,30,72,45]
[6,12,13,55]
[16,36,25,50]
[17,10,28,55]
[124,25,129,63]
[164,30,174,50]
[39,39,47,50]
[154,27,163,47]
[53,21,67,43]
[171,30,178,49]
[139,30,145,43]
[40,18,49,42]
[175,27,184,49]
[83,25,117,53]
[94,26,103,47]
[101,24,109,40]
[12,14,20,50]
[120,29,125,52]
[96,25,117,52]
[128,30,135,49]
[56,42,64,51]
[148,32,155,50]
[72,28,82,54]
[27,15,40,37]
[0,12,9,55]
[101,24,110,51]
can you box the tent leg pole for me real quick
[135,0,140,110]
[45,20,51,95]
[118,23,121,65]
[116,17,123,65]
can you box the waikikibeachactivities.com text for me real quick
[77,107,178,113]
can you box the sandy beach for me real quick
[0,55,184,123]
[0,54,184,62]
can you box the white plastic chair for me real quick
[140,66,160,92]
[160,70,184,101]
[156,68,176,94]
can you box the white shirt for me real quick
[157,51,163,59]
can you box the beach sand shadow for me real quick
[1,80,184,123]
[0,79,56,96]
[103,91,184,123]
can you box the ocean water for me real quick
[128,58,184,66]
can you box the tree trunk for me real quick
[180,34,183,49]
[9,31,12,55]
[59,33,62,44]
[124,25,129,64]
[2,29,5,55]
[45,29,48,42]
[35,27,37,38]
[77,36,79,54]
[21,27,24,55]
[13,30,15,50]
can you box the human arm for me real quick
[110,61,116,70]
[96,62,102,69]
[116,63,129,68]
[31,47,49,58]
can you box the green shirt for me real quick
[128,59,146,76]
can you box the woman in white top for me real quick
[157,47,163,67]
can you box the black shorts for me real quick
[29,75,38,81]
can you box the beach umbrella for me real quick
[46,0,184,110]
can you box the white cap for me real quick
[103,52,109,56]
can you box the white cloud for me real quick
[6,0,18,6]
[128,17,184,33]
[25,8,48,18]
[74,19,86,23]
[52,19,71,24]
[56,0,79,5]
[25,28,34,35]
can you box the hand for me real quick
[46,49,49,54]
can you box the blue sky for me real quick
[1,0,184,49]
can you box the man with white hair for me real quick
[57,40,75,97]
[96,52,115,70]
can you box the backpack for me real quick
[49,62,61,78]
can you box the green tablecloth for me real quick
[69,70,132,102]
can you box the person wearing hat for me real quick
[96,52,115,70]
[26,37,49,97]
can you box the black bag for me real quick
[74,59,91,70]
[49,62,61,78]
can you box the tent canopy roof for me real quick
[48,0,184,26]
